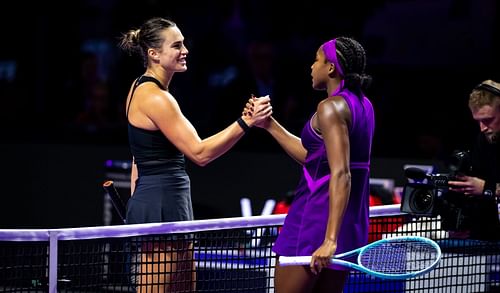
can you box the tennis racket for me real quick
[102,180,127,224]
[279,236,441,280]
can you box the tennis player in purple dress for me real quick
[252,37,374,293]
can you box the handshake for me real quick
[240,94,272,129]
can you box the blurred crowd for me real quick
[0,0,498,160]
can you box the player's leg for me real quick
[171,241,196,292]
[137,242,170,293]
[275,261,317,293]
[312,269,349,293]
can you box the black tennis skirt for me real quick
[126,171,194,224]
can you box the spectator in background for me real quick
[211,38,307,150]
[369,184,399,206]
[448,79,500,241]
[368,183,403,243]
[67,51,126,143]
[211,39,277,130]
[273,190,295,215]
[73,81,113,134]
[273,190,295,235]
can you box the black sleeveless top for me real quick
[126,76,185,175]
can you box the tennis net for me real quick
[1,204,499,292]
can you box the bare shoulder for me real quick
[136,83,177,111]
[317,95,350,121]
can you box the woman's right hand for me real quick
[242,95,272,129]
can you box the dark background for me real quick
[0,0,498,228]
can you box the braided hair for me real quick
[334,37,372,95]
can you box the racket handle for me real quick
[103,180,127,224]
[279,256,312,266]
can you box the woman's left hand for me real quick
[310,239,337,274]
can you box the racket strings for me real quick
[359,239,439,274]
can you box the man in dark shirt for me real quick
[448,79,500,240]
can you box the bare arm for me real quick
[135,88,272,166]
[130,158,138,195]
[310,97,352,274]
[261,117,307,164]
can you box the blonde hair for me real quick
[469,79,500,112]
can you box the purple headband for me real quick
[322,39,345,77]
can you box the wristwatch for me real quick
[483,189,494,198]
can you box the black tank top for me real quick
[126,76,185,175]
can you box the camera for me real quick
[400,171,453,217]
[401,151,471,223]
[401,151,500,240]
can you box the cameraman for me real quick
[448,79,500,240]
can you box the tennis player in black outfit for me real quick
[119,17,272,292]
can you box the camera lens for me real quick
[410,189,434,213]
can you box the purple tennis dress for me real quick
[273,88,375,270]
